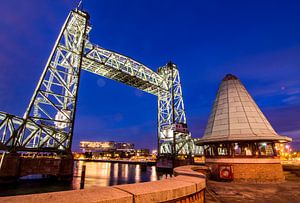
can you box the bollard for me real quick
[80,164,86,189]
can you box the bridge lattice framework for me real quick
[0,9,198,157]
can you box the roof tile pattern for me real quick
[198,74,291,143]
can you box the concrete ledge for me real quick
[0,187,133,203]
[173,165,208,178]
[114,165,206,203]
[206,157,281,164]
[115,178,196,203]
[172,175,205,192]
[0,165,206,203]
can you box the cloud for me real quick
[250,80,300,97]
[280,129,300,150]
[282,96,300,105]
[265,105,300,131]
[281,129,300,137]
[240,46,300,79]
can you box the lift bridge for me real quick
[0,9,198,168]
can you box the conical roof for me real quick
[197,74,291,144]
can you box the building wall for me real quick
[233,163,284,182]
[206,158,285,182]
[80,141,134,152]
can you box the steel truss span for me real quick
[0,9,196,155]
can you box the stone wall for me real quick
[0,165,206,203]
[234,163,284,182]
[0,153,73,180]
[206,158,285,182]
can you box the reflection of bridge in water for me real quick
[0,6,200,180]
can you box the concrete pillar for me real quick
[58,155,74,180]
[0,152,20,181]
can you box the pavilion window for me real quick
[204,145,213,156]
[232,142,254,157]
[258,142,274,156]
[234,143,242,155]
[272,143,278,156]
[266,143,274,156]
[217,144,228,156]
[244,145,252,156]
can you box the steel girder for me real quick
[0,9,195,155]
[0,111,69,152]
[82,43,168,95]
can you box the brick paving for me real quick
[205,165,300,203]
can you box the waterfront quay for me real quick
[0,165,206,203]
[0,161,162,197]
[205,162,300,203]
[1,161,300,202]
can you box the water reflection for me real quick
[113,163,119,185]
[150,166,157,181]
[0,161,168,197]
[124,164,128,181]
[74,161,162,189]
[135,165,140,183]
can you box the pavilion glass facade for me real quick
[203,141,277,157]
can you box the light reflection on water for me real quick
[73,161,161,189]
[0,161,167,196]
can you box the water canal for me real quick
[0,161,169,196]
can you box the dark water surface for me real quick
[0,161,170,197]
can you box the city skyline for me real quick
[0,0,299,150]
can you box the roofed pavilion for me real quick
[196,74,292,182]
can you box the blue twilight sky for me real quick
[0,0,299,151]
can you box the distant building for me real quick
[115,142,135,151]
[80,141,134,152]
[136,148,150,156]
[79,141,153,159]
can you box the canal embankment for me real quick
[0,165,206,203]
[0,162,161,196]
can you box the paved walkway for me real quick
[205,165,300,203]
